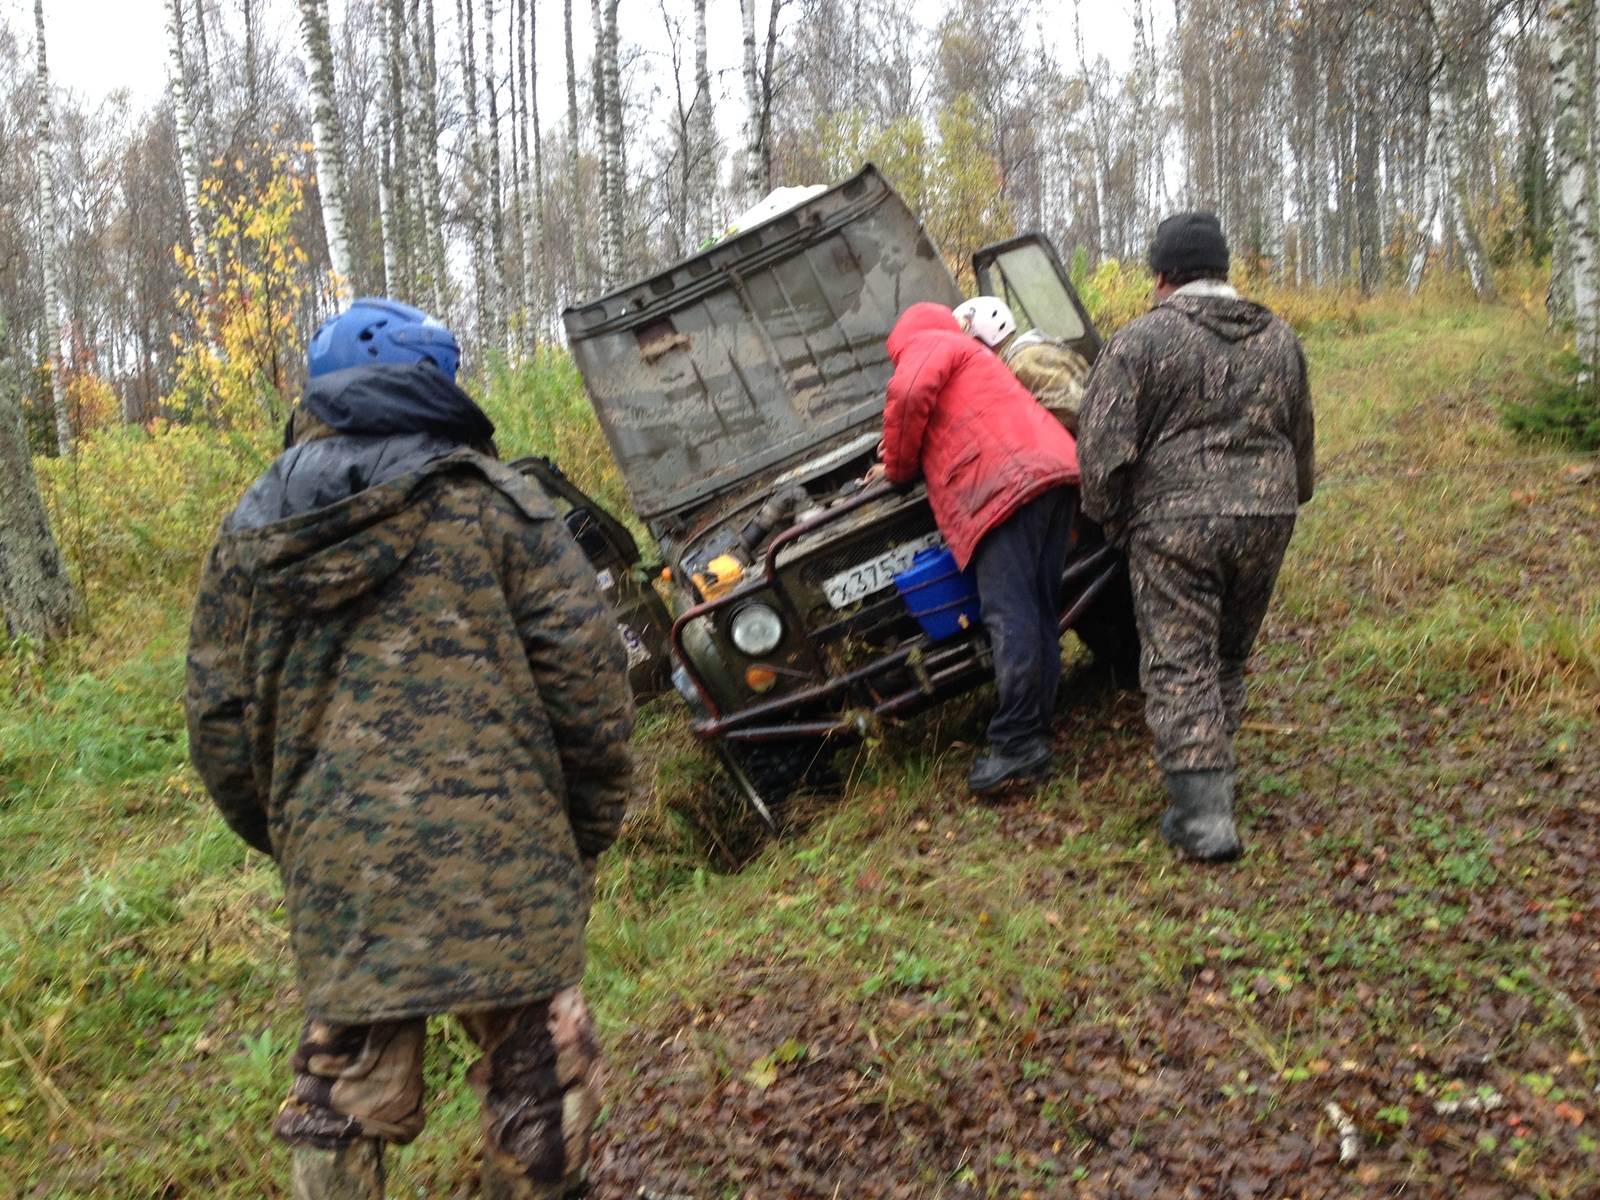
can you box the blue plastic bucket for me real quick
[894,546,982,642]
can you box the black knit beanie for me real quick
[1148,212,1230,278]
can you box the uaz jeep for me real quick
[537,165,1137,829]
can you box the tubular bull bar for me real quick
[669,482,1123,744]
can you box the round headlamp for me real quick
[729,603,784,656]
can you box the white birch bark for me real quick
[1407,50,1443,293]
[739,0,763,206]
[0,322,74,640]
[565,0,588,293]
[691,0,715,235]
[459,0,493,351]
[1442,80,1497,300]
[514,0,535,354]
[529,0,551,322]
[34,0,70,457]
[606,0,626,240]
[378,108,398,294]
[380,0,411,294]
[416,0,448,316]
[192,0,215,133]
[1550,0,1598,365]
[296,0,355,301]
[165,0,210,299]
[485,0,509,337]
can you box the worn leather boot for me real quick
[480,1152,588,1200]
[1159,769,1242,862]
[967,739,1053,795]
[290,1141,385,1200]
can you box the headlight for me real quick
[729,603,784,656]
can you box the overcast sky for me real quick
[15,0,1145,134]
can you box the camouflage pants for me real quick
[273,987,602,1197]
[1126,516,1295,773]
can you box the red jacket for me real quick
[882,303,1080,568]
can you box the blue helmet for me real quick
[307,297,461,380]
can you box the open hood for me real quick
[562,166,961,526]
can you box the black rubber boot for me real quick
[290,1141,385,1200]
[1159,769,1242,862]
[967,739,1053,795]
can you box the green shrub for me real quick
[1503,351,1600,449]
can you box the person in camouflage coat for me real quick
[185,299,634,1200]
[1077,214,1313,863]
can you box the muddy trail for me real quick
[587,457,1600,1199]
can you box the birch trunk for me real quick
[1442,81,1498,300]
[565,0,588,294]
[0,323,74,641]
[381,0,411,295]
[460,0,492,352]
[739,0,763,206]
[529,0,551,322]
[514,0,535,353]
[1549,0,1598,364]
[34,0,70,457]
[416,0,448,316]
[378,108,398,293]
[691,0,714,236]
[165,0,210,300]
[297,0,354,300]
[192,0,214,132]
[1407,52,1443,292]
[595,0,626,288]
[485,0,508,341]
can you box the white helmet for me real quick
[953,297,1017,348]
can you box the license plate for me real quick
[822,533,944,609]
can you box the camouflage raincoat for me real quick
[1076,290,1315,546]
[185,397,634,1023]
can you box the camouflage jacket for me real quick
[1077,288,1315,546]
[185,448,634,1023]
[1002,331,1090,434]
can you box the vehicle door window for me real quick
[985,242,1087,343]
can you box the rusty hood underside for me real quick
[561,166,962,530]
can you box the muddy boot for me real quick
[480,1152,588,1200]
[1159,769,1241,862]
[291,1141,385,1200]
[967,739,1053,795]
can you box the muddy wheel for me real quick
[715,739,828,835]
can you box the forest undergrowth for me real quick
[2,273,1599,1198]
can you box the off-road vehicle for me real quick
[538,165,1137,829]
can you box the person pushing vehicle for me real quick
[875,302,1082,795]
[1077,213,1314,863]
[952,296,1092,434]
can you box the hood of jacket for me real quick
[221,450,552,615]
[1160,292,1274,343]
[302,362,496,444]
[886,302,962,364]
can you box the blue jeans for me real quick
[969,487,1077,756]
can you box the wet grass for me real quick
[3,281,1598,1197]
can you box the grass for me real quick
[3,273,1599,1197]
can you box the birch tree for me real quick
[565,0,588,292]
[34,0,70,457]
[459,0,494,348]
[297,0,355,300]
[691,0,717,233]
[740,0,763,205]
[1549,0,1599,370]
[165,0,210,285]
[0,322,74,641]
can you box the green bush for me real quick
[1503,351,1600,449]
